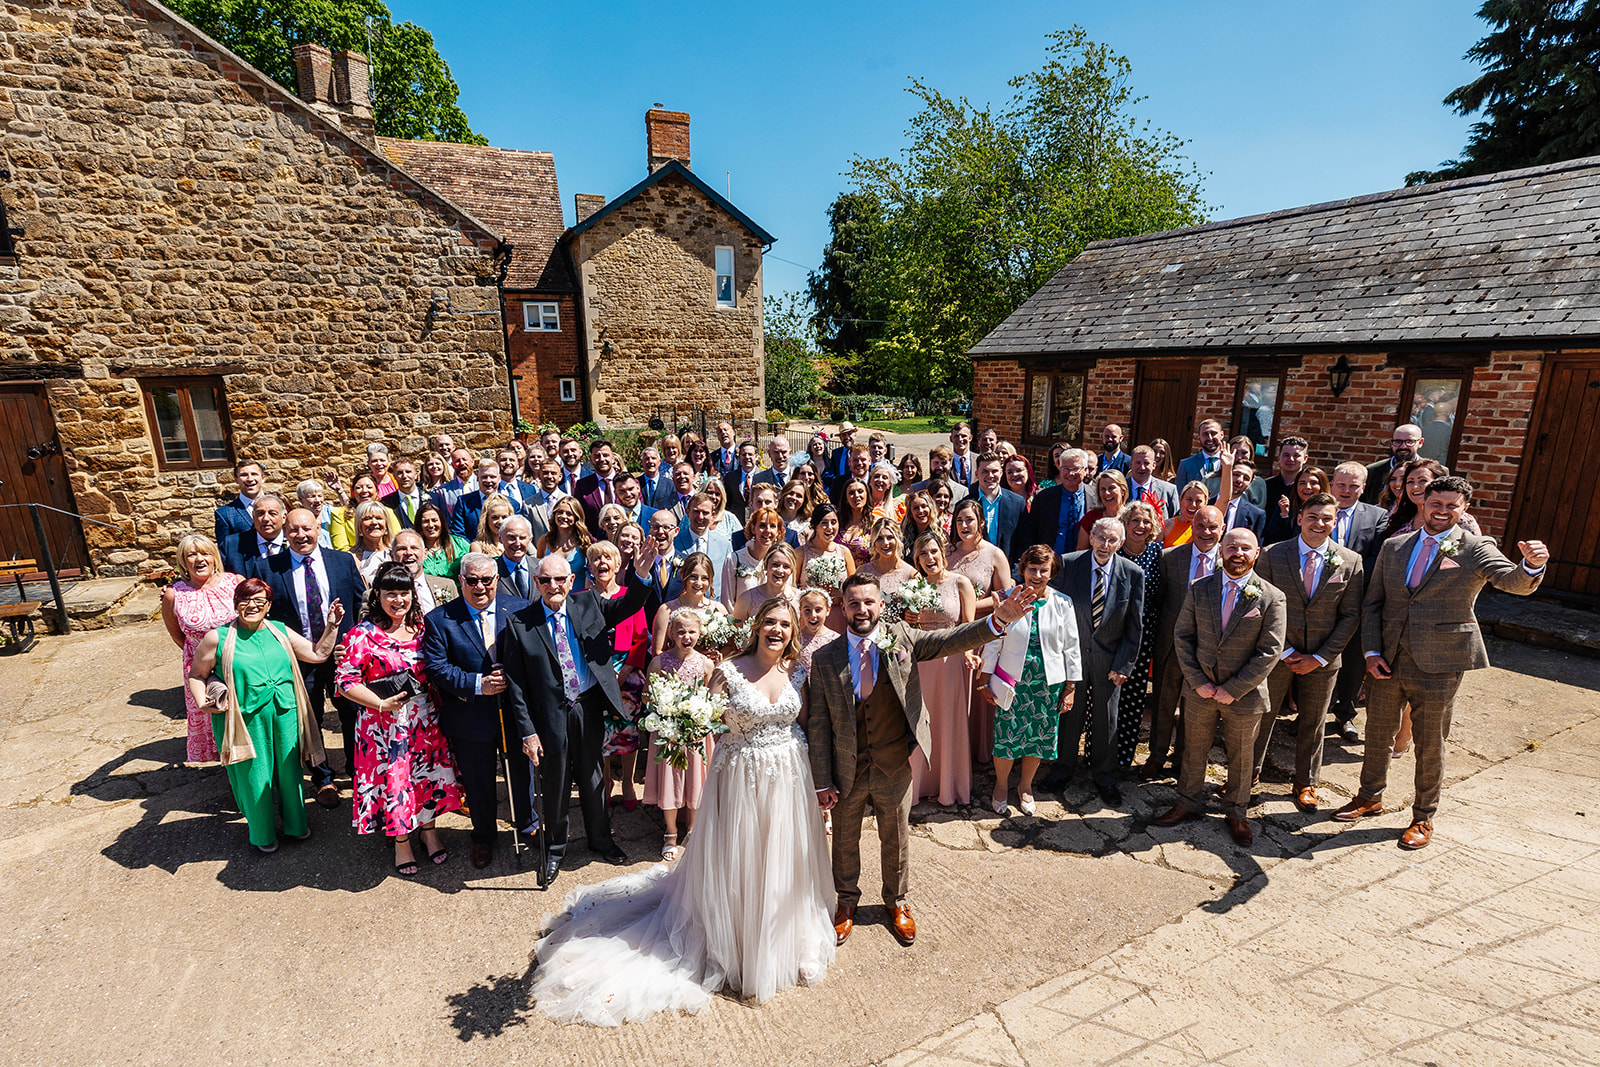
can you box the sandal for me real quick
[426,845,449,866]
[394,837,419,877]
[662,833,681,861]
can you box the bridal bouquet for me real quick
[805,553,847,589]
[698,612,751,651]
[640,675,730,769]
[883,576,942,625]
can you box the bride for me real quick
[531,598,837,1025]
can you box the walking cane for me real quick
[497,701,526,869]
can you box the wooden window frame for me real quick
[1397,366,1473,469]
[522,301,561,332]
[1230,362,1291,461]
[140,376,235,472]
[557,377,578,403]
[1021,368,1088,447]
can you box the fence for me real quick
[645,405,817,459]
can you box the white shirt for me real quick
[395,488,423,522]
[255,534,286,558]
[1090,557,1113,600]
[412,574,437,615]
[289,549,331,637]
[469,599,497,696]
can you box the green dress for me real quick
[210,621,309,847]
[992,622,1063,760]
[422,535,470,580]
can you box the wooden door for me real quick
[1506,356,1600,603]
[0,386,88,570]
[1131,360,1201,453]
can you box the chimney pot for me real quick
[645,108,690,173]
[292,42,334,105]
[575,193,607,223]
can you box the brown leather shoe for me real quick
[1331,797,1383,822]
[832,904,855,945]
[1226,816,1254,846]
[891,905,916,945]
[1137,760,1168,780]
[1398,819,1434,850]
[470,843,493,869]
[1294,787,1318,813]
[1152,804,1201,828]
[315,784,339,808]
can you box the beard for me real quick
[847,611,878,636]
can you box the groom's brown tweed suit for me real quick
[807,618,997,908]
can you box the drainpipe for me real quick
[494,241,519,430]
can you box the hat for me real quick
[839,421,856,434]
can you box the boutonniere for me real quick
[872,629,908,663]
[1323,545,1342,570]
[1242,578,1265,600]
[436,584,457,603]
[1438,535,1464,557]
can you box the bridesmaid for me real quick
[723,506,785,607]
[904,532,976,806]
[947,497,1015,763]
[858,519,915,600]
[650,553,729,656]
[836,478,873,563]
[799,503,856,632]
[643,610,717,861]
[796,588,840,672]
[731,543,801,620]
[160,533,241,763]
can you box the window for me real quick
[558,377,577,403]
[1399,368,1472,466]
[714,246,735,307]
[1233,371,1286,460]
[1022,370,1086,445]
[522,302,560,331]
[141,378,233,470]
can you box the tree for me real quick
[763,293,825,415]
[169,0,487,144]
[806,192,891,393]
[1408,0,1600,184]
[831,27,1208,396]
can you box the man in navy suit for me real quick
[380,457,426,531]
[1098,424,1132,475]
[710,420,739,476]
[637,445,674,510]
[503,535,661,885]
[1175,419,1228,501]
[1327,461,1393,740]
[1221,461,1268,539]
[495,516,537,601]
[669,493,734,598]
[222,494,287,574]
[213,459,266,546]
[973,452,1026,559]
[721,440,764,522]
[450,459,515,541]
[1039,519,1146,804]
[1126,446,1180,523]
[247,507,364,805]
[826,422,858,485]
[1025,448,1090,556]
[421,551,531,868]
[611,472,657,531]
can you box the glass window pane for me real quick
[149,386,191,464]
[541,304,559,330]
[1026,375,1052,440]
[1239,376,1278,457]
[1410,378,1461,461]
[189,385,229,462]
[1050,373,1084,442]
[715,247,735,306]
[715,247,733,275]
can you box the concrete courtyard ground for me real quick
[2,620,1597,1066]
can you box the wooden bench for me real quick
[0,558,42,653]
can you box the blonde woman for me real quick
[596,502,630,545]
[723,506,785,607]
[348,499,394,583]
[330,471,399,551]
[732,542,801,620]
[161,533,242,763]
[471,493,517,557]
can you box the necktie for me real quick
[1302,549,1318,597]
[1221,580,1239,628]
[956,456,967,484]
[550,612,581,703]
[1408,536,1437,590]
[265,540,281,557]
[855,638,875,700]
[1192,552,1213,585]
[1133,483,1144,503]
[303,556,325,641]
[514,561,529,600]
[643,477,654,501]
[1091,568,1106,628]
[478,608,495,657]
[405,495,416,523]
[1334,510,1349,545]
[603,479,613,505]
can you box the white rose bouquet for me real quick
[640,674,730,769]
[805,553,847,589]
[893,576,943,618]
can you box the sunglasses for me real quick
[535,575,570,586]
[462,575,496,587]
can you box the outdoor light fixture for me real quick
[1329,355,1353,397]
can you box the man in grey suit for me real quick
[1334,476,1548,850]
[1326,461,1390,740]
[1154,528,1287,846]
[1249,494,1364,811]
[809,572,1036,947]
[1140,504,1225,779]
[1037,517,1146,805]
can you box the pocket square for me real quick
[1438,557,1460,569]
[1243,607,1262,619]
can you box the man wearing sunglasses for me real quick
[502,531,662,886]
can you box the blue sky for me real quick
[390,1,1486,302]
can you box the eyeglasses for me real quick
[462,575,496,586]
[535,575,571,586]
[238,598,268,609]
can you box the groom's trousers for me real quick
[834,687,914,908]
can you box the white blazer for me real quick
[980,588,1082,708]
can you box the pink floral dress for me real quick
[171,573,242,762]
[334,620,463,836]
[642,648,717,810]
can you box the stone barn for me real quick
[969,156,1600,606]
[0,0,512,575]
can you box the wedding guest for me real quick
[778,479,813,540]
[380,458,426,531]
[948,497,1015,617]
[1227,435,1269,506]
[416,500,468,583]
[420,552,533,868]
[1149,438,1178,483]
[859,519,916,600]
[1163,481,1212,547]
[1175,418,1228,500]
[721,440,764,520]
[162,534,242,763]
[391,531,452,614]
[732,542,801,620]
[495,446,532,510]
[346,500,393,583]
[1099,424,1131,474]
[638,445,673,510]
[1154,529,1286,846]
[700,477,742,540]
[710,420,738,474]
[557,437,590,494]
[642,510,680,603]
[1024,448,1090,555]
[221,493,287,574]
[650,551,729,655]
[1363,423,1426,505]
[1091,501,1163,771]
[732,483,798,549]
[830,445,873,509]
[799,503,856,628]
[867,462,904,524]
[495,515,537,601]
[1264,436,1311,518]
[643,609,718,861]
[971,452,1026,558]
[1219,460,1264,537]
[574,439,622,533]
[452,459,513,541]
[1265,465,1331,545]
[1075,470,1130,550]
[365,443,398,497]
[804,433,831,487]
[978,544,1081,815]
[539,496,593,591]
[867,431,890,465]
[471,494,518,557]
[948,422,977,486]
[335,562,463,875]
[658,433,684,471]
[1126,446,1179,522]
[791,460,830,513]
[419,452,449,496]
[915,446,970,504]
[1003,455,1038,510]
[837,478,872,562]
[525,458,569,543]
[1036,445,1065,490]
[1143,505,1224,780]
[613,472,656,530]
[896,454,924,501]
[905,532,977,806]
[294,479,335,549]
[215,459,267,546]
[331,472,399,551]
[761,436,793,487]
[797,587,839,671]
[671,493,734,596]
[1326,462,1390,741]
[595,502,629,546]
[724,506,786,606]
[1385,458,1480,539]
[928,478,957,519]
[433,447,478,520]
[187,578,340,852]
[900,490,942,549]
[588,540,648,813]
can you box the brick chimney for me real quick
[574,194,606,223]
[330,49,375,143]
[293,42,334,105]
[646,108,690,173]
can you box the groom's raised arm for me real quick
[909,616,1007,663]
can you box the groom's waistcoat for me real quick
[857,681,909,769]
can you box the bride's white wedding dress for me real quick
[530,661,837,1025]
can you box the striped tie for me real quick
[1091,568,1106,628]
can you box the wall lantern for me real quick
[1328,355,1354,397]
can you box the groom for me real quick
[808,572,1038,946]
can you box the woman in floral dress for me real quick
[160,533,241,762]
[903,532,977,806]
[334,562,462,876]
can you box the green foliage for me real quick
[819,27,1208,397]
[763,293,826,416]
[168,0,487,144]
[1407,0,1600,185]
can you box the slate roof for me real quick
[377,137,572,291]
[564,160,777,246]
[969,155,1600,358]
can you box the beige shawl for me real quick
[215,622,327,768]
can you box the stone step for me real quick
[38,576,142,632]
[110,588,163,628]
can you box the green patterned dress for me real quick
[991,621,1063,760]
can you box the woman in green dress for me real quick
[188,577,343,853]
[416,500,469,582]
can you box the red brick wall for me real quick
[1084,358,1135,447]
[1450,350,1541,535]
[973,358,1024,442]
[1274,352,1405,468]
[506,293,583,428]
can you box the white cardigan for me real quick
[980,588,1083,709]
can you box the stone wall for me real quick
[0,0,511,573]
[570,171,764,428]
